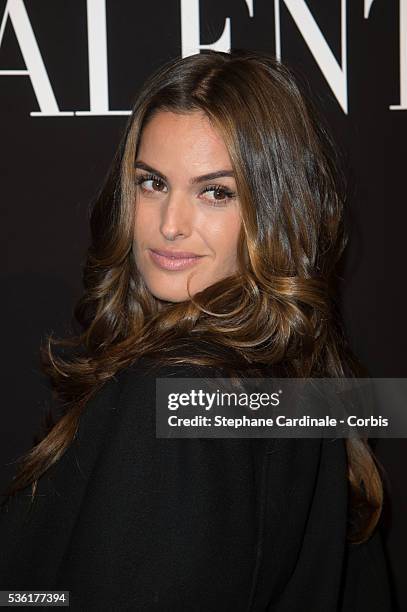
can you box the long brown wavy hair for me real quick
[2,49,385,544]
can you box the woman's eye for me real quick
[200,185,237,207]
[136,174,167,194]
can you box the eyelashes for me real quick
[135,172,237,207]
[200,184,237,205]
[135,173,166,194]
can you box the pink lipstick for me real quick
[148,249,204,271]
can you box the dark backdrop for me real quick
[1,1,405,609]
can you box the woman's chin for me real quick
[148,286,195,303]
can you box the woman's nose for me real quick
[160,190,193,240]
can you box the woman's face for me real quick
[133,110,242,303]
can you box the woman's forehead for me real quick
[136,111,234,178]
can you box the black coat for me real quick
[0,358,393,611]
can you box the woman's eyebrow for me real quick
[134,160,235,184]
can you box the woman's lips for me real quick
[148,249,204,271]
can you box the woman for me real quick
[0,49,393,610]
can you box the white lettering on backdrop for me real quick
[0,0,405,116]
[274,0,347,113]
